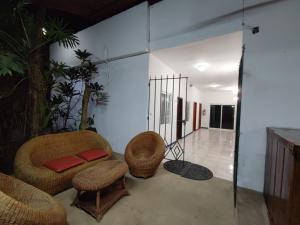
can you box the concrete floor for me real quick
[183,128,235,181]
[54,153,269,225]
[236,188,270,225]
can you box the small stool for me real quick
[72,160,129,221]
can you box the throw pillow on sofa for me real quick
[77,149,108,162]
[44,156,85,173]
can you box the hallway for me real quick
[184,128,235,181]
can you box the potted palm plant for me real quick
[74,49,108,130]
[49,49,108,132]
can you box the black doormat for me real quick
[163,160,213,180]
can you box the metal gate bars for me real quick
[147,75,188,161]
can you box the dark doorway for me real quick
[222,105,235,129]
[193,102,197,131]
[209,105,221,128]
[198,103,202,129]
[176,97,183,140]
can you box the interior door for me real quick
[193,102,197,131]
[176,97,183,140]
[209,105,221,128]
[234,47,245,207]
[221,105,235,129]
[198,103,202,129]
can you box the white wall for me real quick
[50,2,149,66]
[188,86,204,131]
[50,3,150,153]
[238,0,300,191]
[93,54,149,153]
[150,0,274,51]
[149,54,178,77]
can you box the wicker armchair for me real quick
[14,130,112,195]
[125,131,165,178]
[0,172,66,225]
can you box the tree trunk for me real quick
[63,95,73,130]
[28,6,46,137]
[28,60,44,137]
[79,84,91,130]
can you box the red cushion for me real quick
[44,156,84,173]
[77,149,108,162]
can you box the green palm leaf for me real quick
[0,31,26,59]
[45,18,80,49]
[0,53,24,76]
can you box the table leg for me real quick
[122,176,126,189]
[96,191,101,221]
[71,190,80,206]
[96,191,100,210]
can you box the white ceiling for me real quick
[152,31,243,91]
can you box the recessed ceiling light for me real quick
[232,87,239,95]
[223,86,239,94]
[208,83,221,88]
[221,63,239,72]
[194,62,210,72]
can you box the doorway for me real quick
[222,105,235,129]
[209,105,235,130]
[209,105,222,128]
[193,102,197,131]
[148,31,242,184]
[198,103,202,129]
[176,97,183,140]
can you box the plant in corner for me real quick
[0,1,79,137]
[49,49,108,132]
[74,49,108,130]
[49,61,82,131]
[86,114,97,132]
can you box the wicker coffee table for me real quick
[72,160,129,221]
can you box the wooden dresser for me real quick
[265,128,300,225]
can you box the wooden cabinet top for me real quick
[268,127,300,147]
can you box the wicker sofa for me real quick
[0,172,66,225]
[14,130,112,195]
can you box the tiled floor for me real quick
[183,128,235,181]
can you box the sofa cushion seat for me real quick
[44,156,85,173]
[77,149,108,162]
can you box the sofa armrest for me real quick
[14,143,53,189]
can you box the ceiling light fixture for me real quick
[208,83,221,88]
[194,62,210,72]
[223,86,239,94]
[221,63,239,72]
[232,88,239,95]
